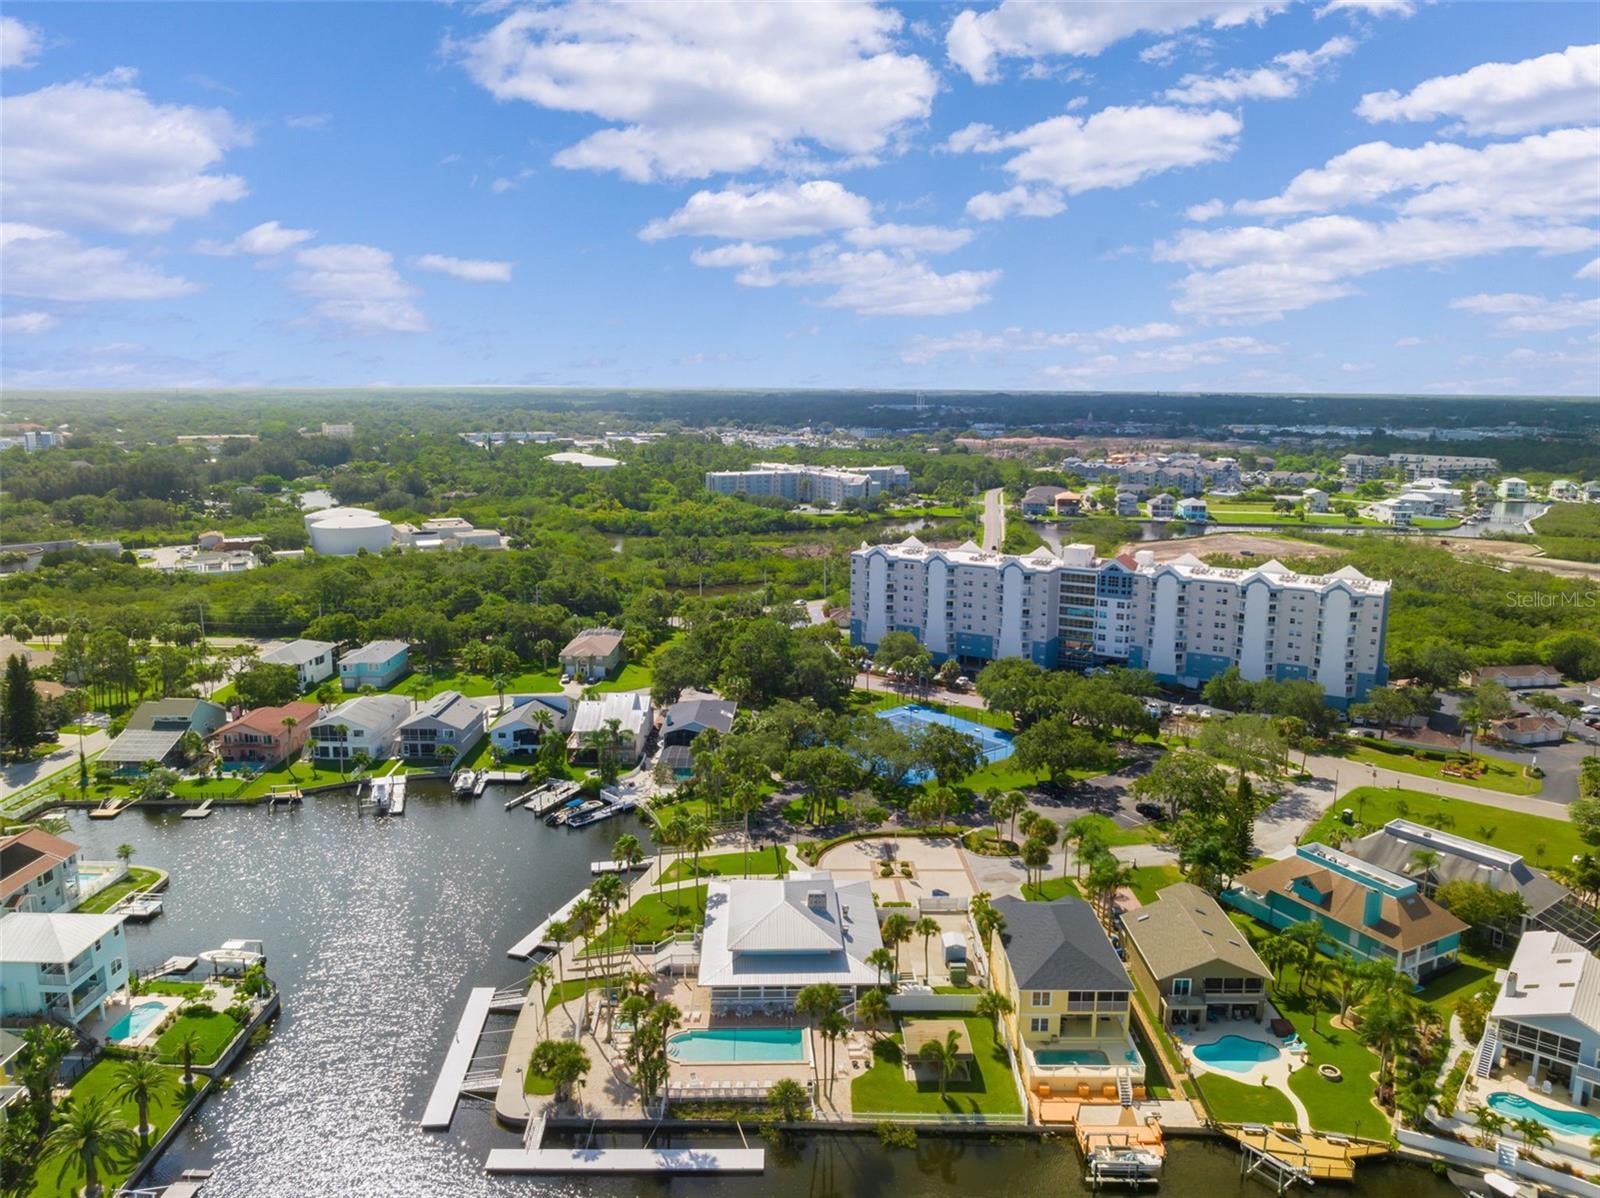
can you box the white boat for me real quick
[198,938,265,973]
[369,776,392,813]
[1087,1148,1163,1177]
[451,769,477,796]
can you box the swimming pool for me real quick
[1488,1091,1600,1136]
[1193,1035,1282,1073]
[874,705,1014,783]
[106,1001,168,1043]
[1033,1047,1143,1068]
[668,1027,807,1064]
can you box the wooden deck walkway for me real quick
[1220,1124,1389,1187]
[420,987,494,1130]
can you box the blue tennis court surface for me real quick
[875,704,1014,783]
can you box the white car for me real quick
[1582,704,1600,717]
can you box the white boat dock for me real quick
[485,1147,766,1175]
[507,888,590,959]
[528,782,580,817]
[589,859,644,875]
[180,799,214,819]
[480,769,530,785]
[382,773,408,816]
[420,986,495,1130]
[505,788,538,811]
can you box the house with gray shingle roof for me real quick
[1122,882,1269,1028]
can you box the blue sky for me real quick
[1,1,1595,394]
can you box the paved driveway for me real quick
[816,834,977,905]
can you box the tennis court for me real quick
[875,704,1015,782]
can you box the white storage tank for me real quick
[305,506,393,556]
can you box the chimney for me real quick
[1505,971,1518,996]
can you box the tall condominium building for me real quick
[1342,452,1500,481]
[850,537,1390,705]
[705,463,909,506]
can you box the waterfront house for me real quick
[987,895,1144,1096]
[1301,488,1330,513]
[1020,485,1067,517]
[215,700,320,768]
[101,698,227,773]
[488,695,574,756]
[695,872,882,1012]
[1147,494,1176,519]
[307,694,411,764]
[568,691,653,764]
[559,628,626,681]
[1469,664,1563,689]
[1,828,82,914]
[397,690,490,764]
[1054,491,1083,517]
[338,639,410,691]
[1122,883,1270,1028]
[1478,931,1600,1105]
[661,695,737,747]
[258,638,337,688]
[1549,480,1580,502]
[1498,477,1530,500]
[1343,818,1595,950]
[1224,843,1467,983]
[1113,491,1140,517]
[1173,497,1208,522]
[0,910,128,1025]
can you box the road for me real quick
[980,487,1005,551]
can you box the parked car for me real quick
[1134,802,1164,822]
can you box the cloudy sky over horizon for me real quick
[1,1,1596,394]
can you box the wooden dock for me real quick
[420,987,495,1130]
[480,769,530,785]
[485,1147,765,1175]
[88,797,130,820]
[589,859,645,875]
[181,799,214,819]
[528,782,580,817]
[507,888,590,959]
[1221,1124,1389,1191]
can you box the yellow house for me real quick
[989,895,1144,1100]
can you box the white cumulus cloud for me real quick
[965,185,1066,221]
[948,105,1241,194]
[1,75,248,234]
[0,15,42,68]
[1450,292,1600,334]
[195,220,316,257]
[455,0,936,181]
[1357,44,1600,136]
[1163,36,1354,106]
[290,243,426,333]
[0,223,198,302]
[774,247,998,316]
[0,312,58,335]
[843,223,973,253]
[946,0,1288,83]
[641,180,873,242]
[414,253,513,282]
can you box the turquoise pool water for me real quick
[668,1027,807,1064]
[107,1001,167,1043]
[1193,1035,1281,1072]
[1488,1091,1600,1135]
[1033,1048,1143,1067]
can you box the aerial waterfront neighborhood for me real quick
[2,1,1599,1196]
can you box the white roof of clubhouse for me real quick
[0,911,124,963]
[696,872,881,989]
[570,691,651,736]
[1493,931,1600,1031]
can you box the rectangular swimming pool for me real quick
[668,1027,807,1064]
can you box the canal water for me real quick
[60,789,1459,1197]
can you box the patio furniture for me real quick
[1541,1079,1554,1096]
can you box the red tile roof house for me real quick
[216,701,321,768]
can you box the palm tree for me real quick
[173,1031,204,1092]
[681,816,713,918]
[1258,933,1300,989]
[1469,1104,1508,1148]
[731,783,764,875]
[1511,1116,1554,1153]
[281,715,302,779]
[1408,848,1441,893]
[819,1009,849,1096]
[1062,815,1105,881]
[42,1095,138,1198]
[1022,840,1051,893]
[612,833,643,876]
[794,984,842,1094]
[1085,853,1133,927]
[918,1027,965,1099]
[915,916,941,982]
[18,1023,73,1127]
[857,987,892,1044]
[492,672,510,718]
[766,1077,809,1122]
[882,914,914,976]
[545,919,572,1028]
[528,962,554,1038]
[661,809,689,907]
[866,947,896,990]
[111,1056,174,1150]
[976,989,1013,1034]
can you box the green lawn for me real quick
[1334,738,1540,795]
[377,667,560,699]
[1022,876,1083,901]
[1194,1072,1297,1124]
[153,1009,242,1067]
[73,867,161,914]
[56,723,98,736]
[851,1016,1021,1117]
[139,979,209,999]
[1068,812,1167,848]
[580,885,708,955]
[657,845,788,884]
[1417,946,1509,1014]
[1127,865,1184,905]
[28,1058,190,1198]
[523,1065,557,1095]
[1302,786,1582,865]
[592,663,653,693]
[237,756,358,798]
[541,974,626,1013]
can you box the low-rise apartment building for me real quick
[705,463,908,506]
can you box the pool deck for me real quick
[88,993,185,1049]
[1459,1066,1600,1160]
[1177,1016,1311,1128]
